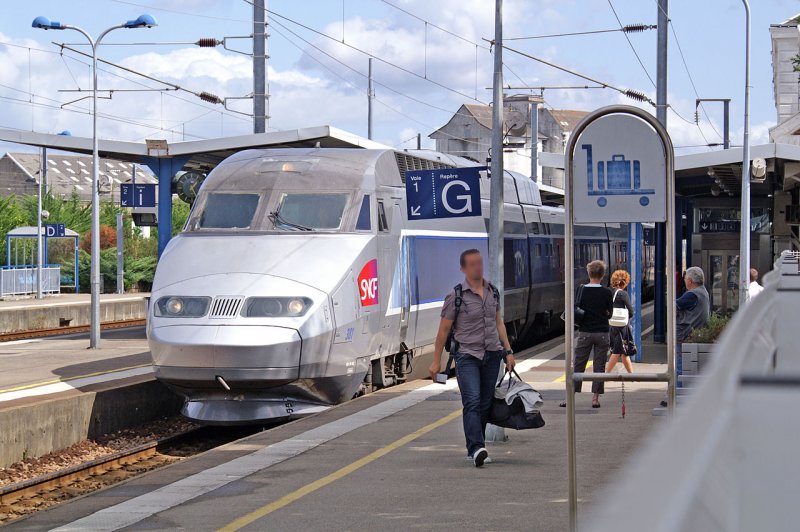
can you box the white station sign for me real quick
[570,113,667,223]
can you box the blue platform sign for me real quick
[121,183,157,208]
[405,167,483,220]
[44,223,65,238]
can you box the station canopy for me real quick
[0,126,389,174]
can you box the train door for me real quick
[392,200,416,349]
[376,198,415,356]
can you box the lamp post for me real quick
[739,0,751,308]
[32,14,157,348]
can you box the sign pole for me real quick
[116,212,124,294]
[486,0,507,445]
[37,147,46,299]
[564,105,675,531]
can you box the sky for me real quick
[0,0,797,155]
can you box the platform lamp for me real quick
[32,14,157,348]
[36,130,72,300]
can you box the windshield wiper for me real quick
[268,210,312,231]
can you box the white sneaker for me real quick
[472,448,489,467]
[466,454,492,464]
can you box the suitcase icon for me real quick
[581,144,654,207]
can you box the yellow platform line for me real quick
[218,408,463,532]
[553,360,592,382]
[0,363,152,394]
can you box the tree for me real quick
[81,224,117,252]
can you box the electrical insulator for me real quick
[622,24,656,33]
[198,91,223,104]
[624,89,648,102]
[694,111,700,124]
[196,38,220,48]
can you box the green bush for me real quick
[686,313,732,344]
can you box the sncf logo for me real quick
[358,259,378,306]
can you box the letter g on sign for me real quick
[441,180,473,214]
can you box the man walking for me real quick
[429,249,515,467]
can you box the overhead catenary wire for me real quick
[650,0,723,143]
[268,17,488,125]
[506,24,656,41]
[0,38,251,126]
[242,0,489,104]
[493,41,655,106]
[606,0,713,148]
[269,22,490,150]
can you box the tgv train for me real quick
[148,148,652,424]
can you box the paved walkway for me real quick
[10,337,668,532]
[0,327,150,405]
[0,293,147,309]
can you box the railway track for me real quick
[0,318,146,342]
[0,425,262,525]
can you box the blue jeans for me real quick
[455,350,504,456]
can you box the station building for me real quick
[0,152,157,202]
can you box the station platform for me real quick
[8,337,668,531]
[0,293,148,336]
[0,327,179,468]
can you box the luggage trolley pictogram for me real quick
[581,144,655,207]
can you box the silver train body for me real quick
[148,148,630,424]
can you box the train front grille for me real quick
[209,296,245,318]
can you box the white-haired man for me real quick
[676,266,710,342]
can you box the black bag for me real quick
[488,369,545,430]
[623,325,638,356]
[560,284,585,326]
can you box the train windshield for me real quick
[272,193,349,231]
[198,193,260,229]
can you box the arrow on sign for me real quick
[410,206,421,217]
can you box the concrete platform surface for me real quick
[0,293,148,309]
[0,326,151,401]
[0,293,148,335]
[8,337,668,532]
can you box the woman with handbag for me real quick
[606,270,635,374]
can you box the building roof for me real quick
[463,104,495,130]
[2,152,157,201]
[547,109,589,133]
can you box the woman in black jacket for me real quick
[560,260,613,408]
[606,270,635,374]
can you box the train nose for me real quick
[150,324,303,387]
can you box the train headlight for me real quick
[154,296,211,317]
[244,297,312,317]
[166,298,184,315]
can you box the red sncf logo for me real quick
[358,259,378,306]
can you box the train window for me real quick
[199,193,260,229]
[535,243,542,257]
[275,193,349,230]
[356,195,371,231]
[377,201,389,232]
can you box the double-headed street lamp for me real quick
[32,14,157,348]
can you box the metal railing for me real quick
[586,250,800,532]
[0,266,62,297]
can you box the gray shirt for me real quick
[441,278,503,359]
